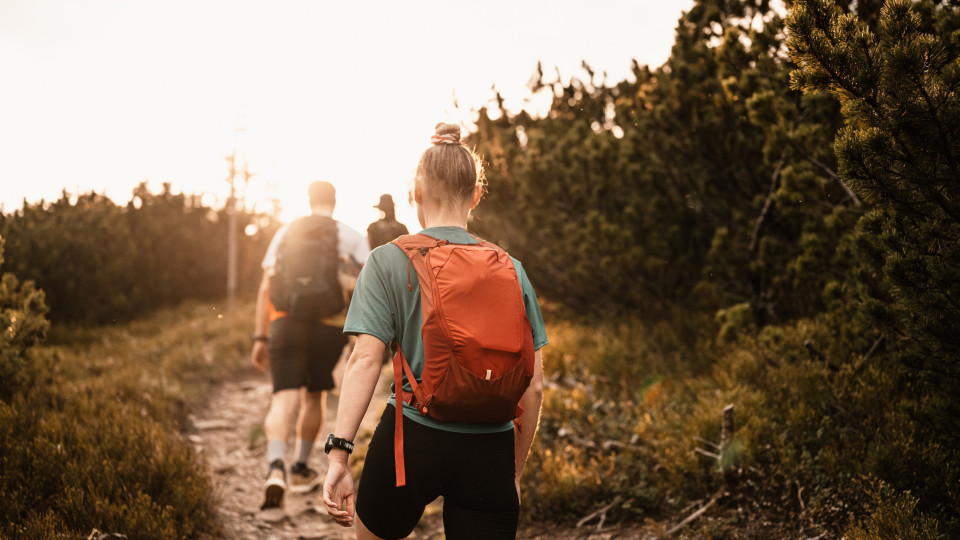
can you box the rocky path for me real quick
[189,348,652,539]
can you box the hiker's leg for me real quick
[441,430,519,539]
[356,516,389,540]
[355,405,441,539]
[442,502,518,540]
[260,389,299,507]
[294,388,326,460]
[264,389,300,449]
[298,323,347,460]
[266,316,308,452]
[260,317,307,507]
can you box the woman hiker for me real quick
[322,122,548,539]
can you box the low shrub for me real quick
[525,311,958,537]
[0,300,255,539]
[0,387,213,539]
[523,311,716,524]
[843,479,940,540]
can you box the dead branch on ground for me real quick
[665,489,724,537]
[576,496,623,531]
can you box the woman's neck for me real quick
[423,214,468,229]
[420,200,469,229]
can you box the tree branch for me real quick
[792,143,862,206]
[749,150,788,253]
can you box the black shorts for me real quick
[356,404,519,540]
[267,317,347,393]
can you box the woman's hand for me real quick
[322,456,356,527]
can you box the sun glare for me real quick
[0,0,692,235]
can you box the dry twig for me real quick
[576,497,622,531]
[693,436,720,450]
[665,489,724,537]
[694,447,720,460]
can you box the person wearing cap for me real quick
[251,180,369,509]
[366,194,409,251]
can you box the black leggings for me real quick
[356,405,520,540]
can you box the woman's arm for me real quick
[331,333,386,441]
[322,333,386,526]
[514,349,544,500]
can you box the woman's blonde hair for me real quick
[416,123,486,208]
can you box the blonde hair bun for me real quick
[418,120,485,206]
[433,122,462,144]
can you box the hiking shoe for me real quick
[261,459,286,509]
[289,462,321,494]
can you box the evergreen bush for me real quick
[0,183,275,325]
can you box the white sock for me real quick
[294,438,314,466]
[267,440,286,465]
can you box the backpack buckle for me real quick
[413,400,429,416]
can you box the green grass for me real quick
[0,299,254,539]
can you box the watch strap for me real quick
[325,433,354,454]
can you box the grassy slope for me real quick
[1,300,253,539]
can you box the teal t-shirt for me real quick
[343,226,548,434]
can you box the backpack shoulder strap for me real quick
[391,233,450,291]
[391,233,446,256]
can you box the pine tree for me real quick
[469,0,863,329]
[788,0,960,387]
[788,0,960,529]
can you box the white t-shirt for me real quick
[261,211,369,274]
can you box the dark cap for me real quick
[374,194,395,210]
[309,181,336,206]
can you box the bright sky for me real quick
[0,0,692,235]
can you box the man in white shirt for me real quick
[250,181,368,509]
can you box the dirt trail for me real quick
[188,346,439,540]
[189,347,651,539]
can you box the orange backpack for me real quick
[389,233,535,486]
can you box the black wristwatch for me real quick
[324,433,355,454]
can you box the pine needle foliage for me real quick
[788,0,960,528]
[789,0,960,378]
